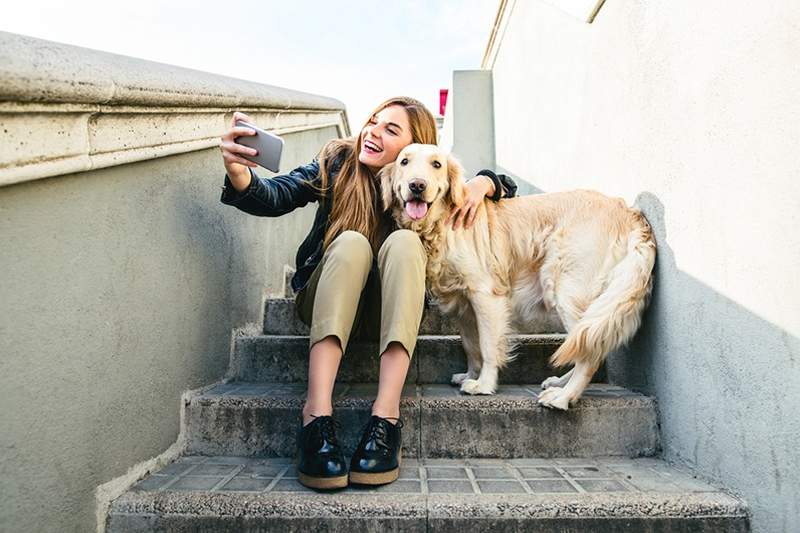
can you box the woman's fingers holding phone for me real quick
[231,111,256,129]
[222,150,257,169]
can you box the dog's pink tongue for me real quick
[405,200,428,220]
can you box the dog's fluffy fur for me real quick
[380,144,656,410]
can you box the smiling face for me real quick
[358,105,414,172]
[380,144,465,226]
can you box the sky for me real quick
[2,0,499,131]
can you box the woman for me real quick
[218,96,514,490]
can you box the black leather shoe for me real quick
[349,415,404,485]
[296,415,348,489]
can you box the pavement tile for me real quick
[577,479,630,492]
[399,467,421,480]
[527,479,578,493]
[426,467,468,479]
[563,466,612,478]
[427,480,475,494]
[353,480,422,494]
[272,479,316,492]
[477,480,528,493]
[132,475,172,491]
[471,466,515,479]
[517,466,563,479]
[169,477,224,491]
[156,462,195,476]
[241,463,287,477]
[204,457,249,465]
[221,477,273,492]
[187,464,239,476]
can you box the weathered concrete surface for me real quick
[231,333,605,385]
[184,383,657,458]
[107,456,749,532]
[0,31,345,109]
[109,492,427,532]
[264,297,565,335]
[0,129,336,533]
[485,1,799,530]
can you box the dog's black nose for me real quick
[409,179,427,194]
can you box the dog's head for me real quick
[379,144,465,229]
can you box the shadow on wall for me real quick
[608,192,800,533]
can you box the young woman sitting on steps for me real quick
[218,96,515,489]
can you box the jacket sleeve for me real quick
[475,169,518,201]
[220,160,322,216]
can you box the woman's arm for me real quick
[448,170,518,230]
[218,110,322,217]
[220,161,322,217]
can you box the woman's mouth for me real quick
[363,139,383,155]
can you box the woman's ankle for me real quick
[302,405,333,427]
[370,405,400,424]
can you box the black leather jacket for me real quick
[220,159,517,293]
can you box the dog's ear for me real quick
[377,160,397,212]
[446,153,466,208]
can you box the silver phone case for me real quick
[234,120,284,172]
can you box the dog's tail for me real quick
[550,218,656,370]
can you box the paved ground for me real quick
[131,455,721,496]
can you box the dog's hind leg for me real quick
[452,306,482,386]
[537,360,597,410]
[460,293,510,395]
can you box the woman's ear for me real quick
[378,161,397,212]
[447,153,466,207]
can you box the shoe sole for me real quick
[298,472,349,490]
[348,451,402,486]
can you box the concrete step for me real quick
[184,383,658,459]
[108,456,749,532]
[264,297,565,335]
[231,333,610,385]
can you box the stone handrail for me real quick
[0,31,350,187]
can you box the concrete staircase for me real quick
[107,299,750,531]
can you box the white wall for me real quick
[489,1,800,532]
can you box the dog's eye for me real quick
[432,160,441,169]
[400,158,409,166]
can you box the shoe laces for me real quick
[363,416,403,452]
[308,414,340,447]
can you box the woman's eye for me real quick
[400,158,409,166]
[432,161,441,169]
[387,129,397,136]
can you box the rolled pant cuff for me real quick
[309,317,351,353]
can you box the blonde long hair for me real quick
[318,96,438,251]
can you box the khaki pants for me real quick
[295,230,426,358]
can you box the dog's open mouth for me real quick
[404,199,431,220]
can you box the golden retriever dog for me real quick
[379,144,656,410]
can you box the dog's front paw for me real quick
[537,387,571,411]
[460,378,496,395]
[451,372,470,386]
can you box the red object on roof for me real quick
[439,89,449,116]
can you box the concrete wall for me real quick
[0,32,347,533]
[486,1,800,532]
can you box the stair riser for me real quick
[233,336,605,385]
[108,515,424,533]
[264,299,565,336]
[108,514,749,533]
[184,399,658,458]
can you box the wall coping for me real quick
[0,31,350,187]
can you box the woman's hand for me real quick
[219,111,259,192]
[447,175,496,230]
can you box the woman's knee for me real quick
[378,229,425,263]
[327,230,373,268]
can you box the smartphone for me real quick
[234,120,284,172]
